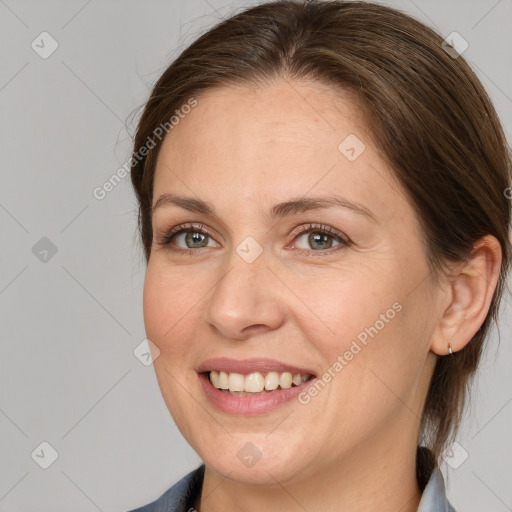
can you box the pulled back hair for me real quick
[130,0,512,486]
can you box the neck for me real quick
[196,423,423,512]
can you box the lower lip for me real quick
[198,372,317,415]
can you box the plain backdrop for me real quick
[0,0,511,511]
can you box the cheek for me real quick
[319,279,432,431]
[289,267,401,359]
[142,264,206,430]
[142,263,202,356]
[292,265,423,408]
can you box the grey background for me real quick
[0,0,510,510]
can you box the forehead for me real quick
[157,79,371,158]
[152,79,404,222]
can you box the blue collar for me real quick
[418,467,456,511]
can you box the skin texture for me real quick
[143,78,502,512]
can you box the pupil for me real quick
[186,232,207,248]
[310,232,331,250]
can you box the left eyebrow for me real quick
[267,196,378,223]
[151,193,378,223]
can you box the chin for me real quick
[197,436,310,485]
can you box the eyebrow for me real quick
[151,193,378,223]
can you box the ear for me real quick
[430,235,503,356]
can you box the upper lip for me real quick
[196,357,317,376]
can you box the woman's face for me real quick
[143,79,442,484]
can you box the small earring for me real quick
[448,344,453,355]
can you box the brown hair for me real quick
[129,0,512,486]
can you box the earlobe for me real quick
[430,235,502,356]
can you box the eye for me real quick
[156,223,219,254]
[286,223,351,256]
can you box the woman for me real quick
[127,0,511,510]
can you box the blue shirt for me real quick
[128,460,456,512]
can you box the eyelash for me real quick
[156,222,351,257]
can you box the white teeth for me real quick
[218,371,229,389]
[228,372,245,392]
[265,371,279,390]
[210,370,220,388]
[209,370,312,393]
[244,372,265,392]
[279,372,293,389]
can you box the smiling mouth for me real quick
[205,370,315,396]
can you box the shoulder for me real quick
[417,466,457,512]
[126,464,205,512]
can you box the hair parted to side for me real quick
[130,0,512,486]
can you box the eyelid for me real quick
[158,222,220,246]
[287,223,349,244]
[165,222,215,238]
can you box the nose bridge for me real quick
[204,238,285,339]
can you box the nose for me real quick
[204,246,286,341]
